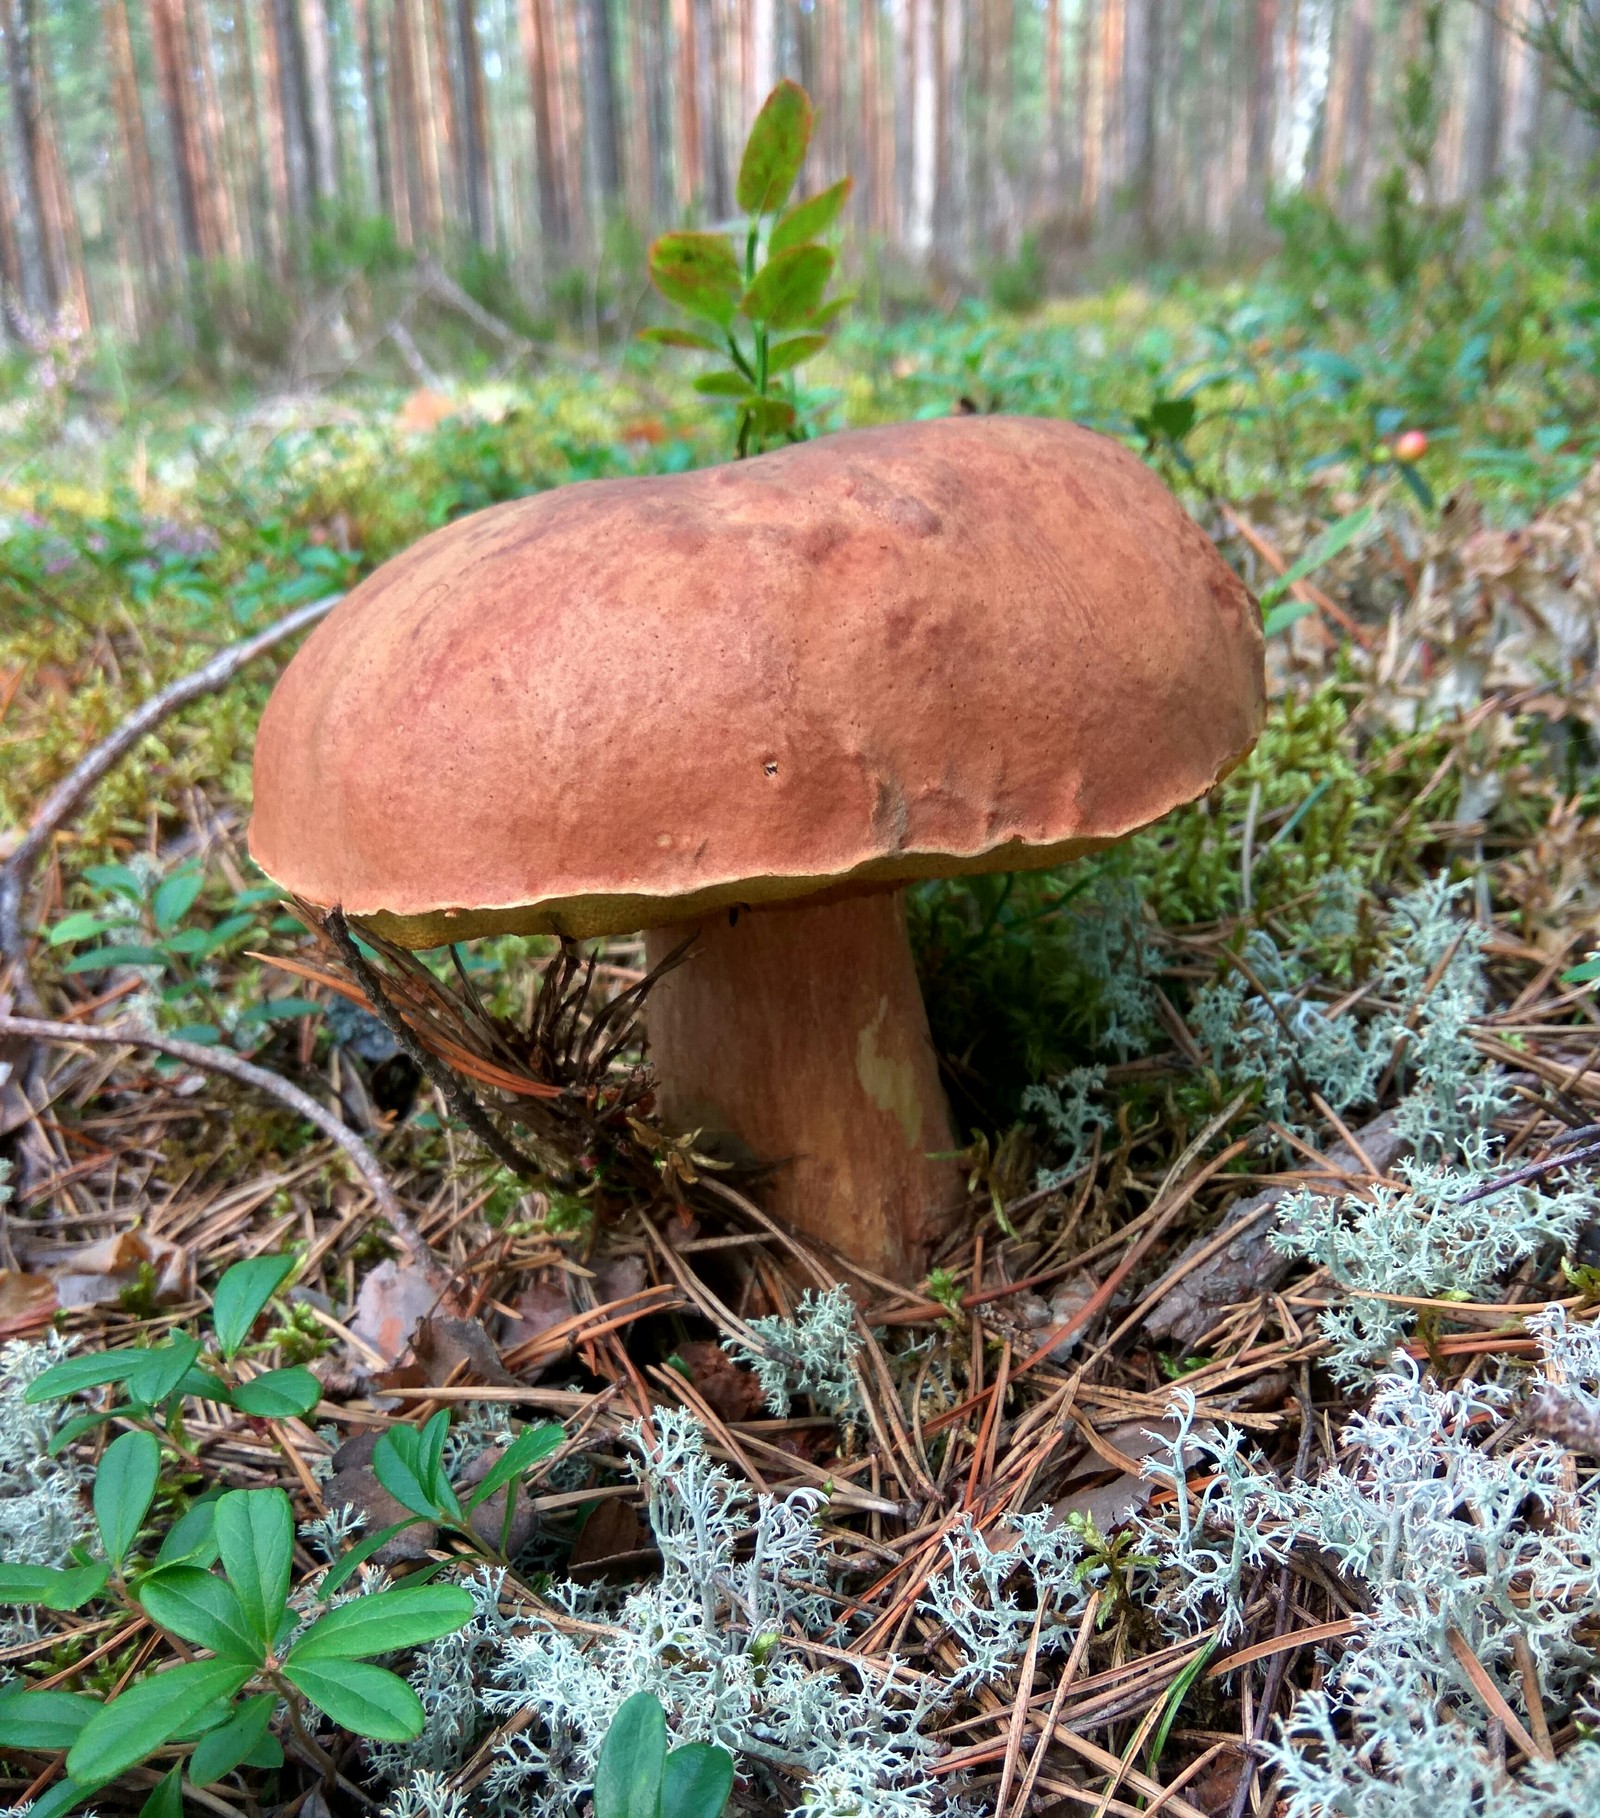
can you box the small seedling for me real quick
[643,81,852,456]
[24,1252,322,1450]
[1,1482,472,1816]
[593,1691,734,1818]
[317,1406,565,1591]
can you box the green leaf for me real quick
[741,244,835,329]
[594,1691,668,1818]
[288,1583,473,1662]
[212,1255,296,1360]
[1563,956,1600,985]
[693,372,755,398]
[137,1765,183,1818]
[175,1365,232,1403]
[765,333,828,374]
[661,1742,735,1818]
[232,996,320,1026]
[415,1409,457,1512]
[316,1518,427,1599]
[47,1409,121,1455]
[62,944,165,972]
[805,292,854,329]
[283,1659,423,1742]
[123,1335,202,1410]
[741,397,797,437]
[152,867,204,934]
[0,1685,100,1749]
[1262,600,1317,638]
[770,176,852,255]
[198,912,256,954]
[24,1779,95,1818]
[648,232,743,328]
[637,326,722,352]
[84,862,144,901]
[215,1488,293,1648]
[137,1568,263,1664]
[47,911,111,945]
[95,1430,161,1567]
[159,927,211,955]
[736,79,813,215]
[67,1660,253,1786]
[26,1350,141,1404]
[188,1691,275,1786]
[0,1562,110,1610]
[1145,1637,1219,1775]
[241,1730,284,1769]
[1258,504,1374,608]
[228,1366,321,1419]
[464,1422,564,1513]
[372,1430,442,1522]
[155,1498,221,1569]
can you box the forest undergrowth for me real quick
[4,194,1600,1817]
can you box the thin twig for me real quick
[0,594,340,1015]
[0,1013,430,1262]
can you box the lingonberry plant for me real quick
[23,1253,322,1452]
[317,1406,565,1591]
[592,1691,733,1818]
[1,1478,472,1817]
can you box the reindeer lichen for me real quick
[724,1285,864,1420]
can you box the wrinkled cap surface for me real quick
[250,416,1266,945]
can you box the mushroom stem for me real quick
[644,890,962,1280]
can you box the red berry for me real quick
[1394,430,1428,463]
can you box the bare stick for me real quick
[0,1013,431,1263]
[0,594,342,1014]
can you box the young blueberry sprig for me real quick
[642,81,852,458]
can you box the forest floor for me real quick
[4,214,1600,1818]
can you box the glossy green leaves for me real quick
[67,1660,254,1788]
[593,1692,734,1818]
[211,1254,296,1358]
[95,1430,161,1566]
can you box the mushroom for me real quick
[251,416,1264,1280]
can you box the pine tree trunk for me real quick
[645,0,673,219]
[267,0,317,227]
[186,0,244,261]
[2,0,59,314]
[1246,0,1276,216]
[518,0,568,248]
[582,0,622,208]
[1124,0,1159,247]
[1464,0,1505,196]
[299,0,341,204]
[0,147,25,318]
[673,0,701,210]
[147,0,211,263]
[352,0,396,219]
[456,0,494,242]
[104,0,167,300]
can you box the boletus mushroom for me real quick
[250,417,1264,1280]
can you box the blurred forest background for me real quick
[1,0,1598,368]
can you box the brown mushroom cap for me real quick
[250,415,1264,942]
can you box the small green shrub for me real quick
[643,80,852,454]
